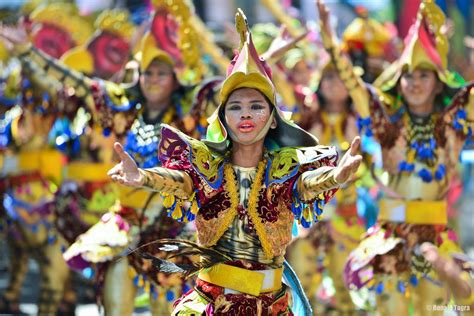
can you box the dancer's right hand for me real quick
[107,142,144,187]
[0,23,30,53]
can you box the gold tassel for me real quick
[137,275,144,287]
[163,194,175,208]
[191,200,199,214]
[172,205,183,220]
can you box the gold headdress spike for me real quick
[235,9,249,49]
[158,0,229,75]
[95,10,135,42]
[374,0,463,91]
[30,3,93,46]
[406,0,447,70]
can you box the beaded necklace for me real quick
[124,105,176,168]
[398,111,446,182]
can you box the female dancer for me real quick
[107,9,362,315]
[317,0,473,314]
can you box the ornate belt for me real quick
[198,263,283,296]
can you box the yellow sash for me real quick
[198,263,283,296]
[379,199,447,225]
[18,149,65,184]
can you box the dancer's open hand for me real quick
[334,136,362,184]
[107,142,144,187]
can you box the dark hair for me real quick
[315,71,353,114]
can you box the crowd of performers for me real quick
[0,0,473,315]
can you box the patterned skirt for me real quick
[172,278,292,316]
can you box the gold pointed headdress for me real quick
[205,9,318,153]
[374,0,464,91]
[341,8,392,57]
[219,9,276,105]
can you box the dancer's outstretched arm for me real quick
[316,0,370,118]
[0,24,95,108]
[297,136,362,201]
[107,142,194,199]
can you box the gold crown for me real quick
[95,10,135,42]
[30,3,93,46]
